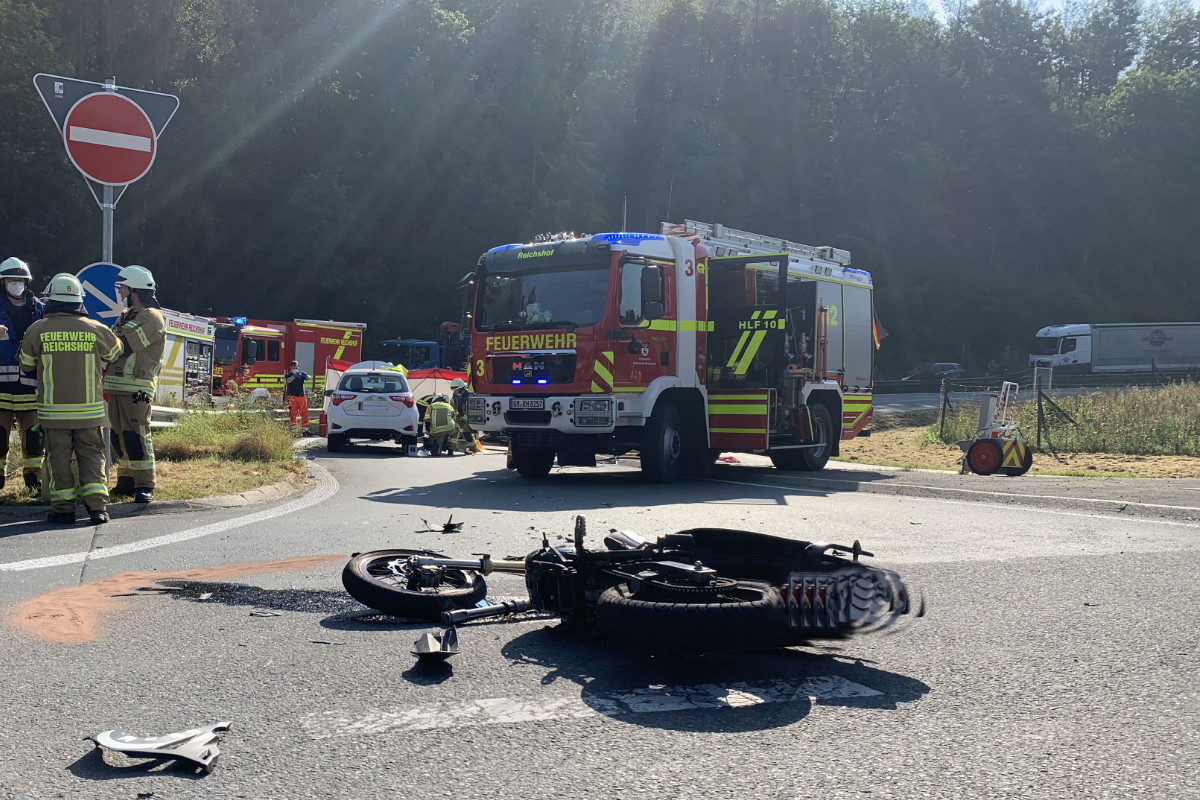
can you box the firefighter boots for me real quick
[112,476,135,497]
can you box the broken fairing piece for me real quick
[411,626,460,663]
[419,515,464,534]
[88,721,231,774]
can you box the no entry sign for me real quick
[63,92,157,186]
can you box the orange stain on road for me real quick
[5,555,342,644]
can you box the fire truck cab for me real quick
[466,221,875,482]
[211,317,366,395]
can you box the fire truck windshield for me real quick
[214,327,239,364]
[476,265,607,331]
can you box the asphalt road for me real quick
[1,447,1197,799]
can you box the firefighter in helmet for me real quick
[425,393,459,456]
[18,274,122,524]
[104,265,166,504]
[0,257,45,492]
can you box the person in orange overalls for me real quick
[284,361,310,435]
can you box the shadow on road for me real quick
[359,464,835,513]
[67,745,211,781]
[498,627,930,733]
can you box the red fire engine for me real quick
[211,317,367,395]
[465,221,876,482]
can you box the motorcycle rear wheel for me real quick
[342,549,488,620]
[594,580,787,652]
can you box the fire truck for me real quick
[156,308,216,405]
[465,220,876,482]
[210,317,367,395]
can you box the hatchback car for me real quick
[325,368,420,452]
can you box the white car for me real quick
[325,368,420,453]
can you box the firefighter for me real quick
[449,377,478,452]
[425,394,458,456]
[104,265,166,504]
[18,274,122,524]
[0,257,45,491]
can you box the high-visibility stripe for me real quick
[22,457,42,469]
[734,332,768,375]
[43,354,54,403]
[725,311,760,368]
[712,394,770,400]
[592,351,614,393]
[709,404,768,414]
[79,482,107,497]
[333,328,356,360]
[637,320,678,331]
[128,458,155,470]
[1001,440,1028,468]
[710,427,767,434]
[679,320,714,332]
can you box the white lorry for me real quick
[1030,323,1200,373]
[157,308,215,404]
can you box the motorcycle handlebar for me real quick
[441,599,532,626]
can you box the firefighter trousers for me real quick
[0,409,43,479]
[45,426,108,513]
[108,393,156,489]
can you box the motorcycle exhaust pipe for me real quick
[441,599,532,626]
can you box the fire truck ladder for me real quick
[663,220,851,267]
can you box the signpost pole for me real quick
[102,184,114,263]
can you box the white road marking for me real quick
[302,676,880,738]
[702,477,1200,528]
[0,464,338,572]
[68,126,152,152]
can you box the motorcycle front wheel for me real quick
[594,580,788,652]
[342,549,488,620]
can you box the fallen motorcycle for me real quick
[342,516,917,652]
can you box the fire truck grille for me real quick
[786,567,908,632]
[489,354,576,385]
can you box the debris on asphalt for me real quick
[197,592,213,601]
[248,610,282,617]
[87,720,231,774]
[311,640,344,645]
[411,627,459,663]
[419,515,463,533]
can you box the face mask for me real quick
[6,282,25,298]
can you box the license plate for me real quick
[510,398,544,410]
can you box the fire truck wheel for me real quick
[513,445,555,477]
[770,405,833,471]
[641,402,682,483]
[327,433,346,453]
[594,580,788,651]
[967,439,1003,475]
[342,549,488,620]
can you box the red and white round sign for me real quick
[62,92,157,186]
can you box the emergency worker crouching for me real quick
[103,265,166,504]
[0,257,45,491]
[18,274,121,524]
[425,394,459,456]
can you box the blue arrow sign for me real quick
[76,262,123,321]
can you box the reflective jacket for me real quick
[426,401,457,436]
[18,312,122,428]
[103,306,166,394]
[0,294,44,411]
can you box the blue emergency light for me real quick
[233,316,247,326]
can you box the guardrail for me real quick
[877,369,1200,394]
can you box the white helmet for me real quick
[0,257,32,281]
[115,264,156,291]
[450,378,467,390]
[47,273,84,303]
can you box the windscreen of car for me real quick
[476,265,608,331]
[338,373,409,393]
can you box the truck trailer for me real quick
[465,220,875,482]
[1029,323,1200,373]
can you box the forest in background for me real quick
[1,0,1197,377]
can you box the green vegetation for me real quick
[926,383,1200,456]
[155,408,298,462]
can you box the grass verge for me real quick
[1,409,304,506]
